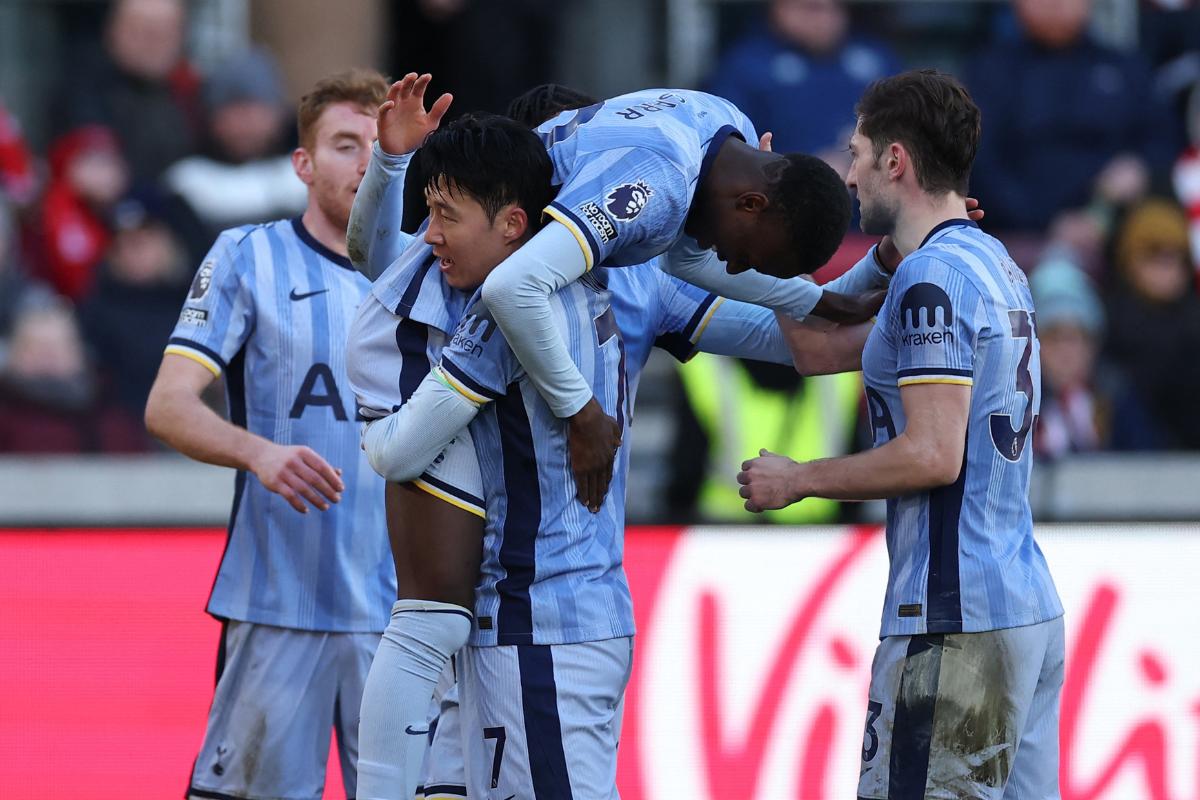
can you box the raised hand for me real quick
[377,72,453,156]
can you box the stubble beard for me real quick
[858,196,897,238]
[315,184,352,236]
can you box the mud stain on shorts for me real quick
[925,633,1018,799]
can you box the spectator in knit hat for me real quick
[1031,251,1162,458]
[1103,197,1200,448]
[35,125,129,301]
[164,48,306,238]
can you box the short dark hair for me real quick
[768,153,852,274]
[855,69,980,196]
[505,83,599,128]
[415,112,555,226]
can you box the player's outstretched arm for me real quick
[480,220,621,513]
[686,298,792,365]
[145,355,344,513]
[346,143,414,281]
[347,73,450,280]
[821,239,900,295]
[736,382,969,510]
[777,313,874,376]
[663,240,827,320]
[686,295,871,374]
[361,370,479,484]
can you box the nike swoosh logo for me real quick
[404,725,430,735]
[290,288,329,301]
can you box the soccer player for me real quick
[143,69,393,800]
[737,69,1064,799]
[349,80,815,794]
[349,79,601,800]
[359,108,806,799]
[476,86,913,498]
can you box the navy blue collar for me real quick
[696,125,744,188]
[919,218,978,249]
[292,216,355,271]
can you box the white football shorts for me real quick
[188,620,380,800]
[457,637,633,800]
[348,292,484,518]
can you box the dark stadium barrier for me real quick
[3,525,1196,798]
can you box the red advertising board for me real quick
[2,526,1197,798]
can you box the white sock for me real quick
[356,600,472,800]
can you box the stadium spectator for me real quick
[1031,251,1162,458]
[967,0,1175,239]
[36,125,129,301]
[59,0,201,183]
[0,298,146,453]
[390,0,565,115]
[164,48,305,239]
[1172,78,1200,272]
[705,0,900,177]
[1141,0,1200,148]
[80,190,192,421]
[0,197,49,346]
[667,358,860,524]
[0,100,38,208]
[1104,197,1200,449]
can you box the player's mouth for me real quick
[436,254,454,272]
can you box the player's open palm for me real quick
[252,442,345,514]
[737,449,802,513]
[377,72,453,156]
[567,398,622,513]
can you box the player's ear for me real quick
[292,147,315,186]
[503,205,530,243]
[887,142,906,181]
[734,191,769,214]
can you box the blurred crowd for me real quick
[2,0,1200,498]
[0,0,303,453]
[675,0,1200,524]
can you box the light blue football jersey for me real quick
[346,219,469,420]
[166,218,392,633]
[860,220,1063,638]
[438,261,735,646]
[535,89,758,269]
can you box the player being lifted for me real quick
[739,69,1064,799]
[144,70,393,800]
[476,84,915,496]
[347,76,865,798]
[357,105,816,799]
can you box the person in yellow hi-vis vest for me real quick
[671,354,861,523]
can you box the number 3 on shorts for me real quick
[862,700,883,762]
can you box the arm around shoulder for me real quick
[778,313,873,376]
